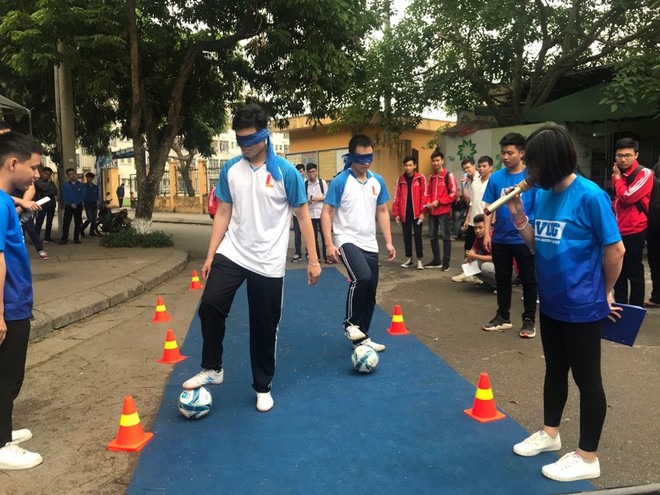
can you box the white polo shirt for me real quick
[216,155,306,277]
[469,174,490,224]
[306,179,327,219]
[324,169,390,253]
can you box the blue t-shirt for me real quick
[0,190,33,321]
[533,176,621,323]
[84,183,99,203]
[482,168,537,244]
[62,180,85,206]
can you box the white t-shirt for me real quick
[469,174,490,225]
[306,179,327,219]
[324,169,390,253]
[216,155,306,277]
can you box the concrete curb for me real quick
[30,249,190,340]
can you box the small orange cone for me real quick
[387,304,409,335]
[151,296,171,323]
[189,270,203,290]
[464,372,506,423]
[107,395,154,452]
[156,329,187,364]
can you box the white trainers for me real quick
[353,338,385,352]
[452,273,467,282]
[256,392,274,412]
[11,429,32,445]
[416,260,424,270]
[0,443,43,470]
[542,451,600,482]
[344,324,367,341]
[400,258,413,268]
[513,430,561,456]
[182,369,224,390]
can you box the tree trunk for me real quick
[178,158,196,197]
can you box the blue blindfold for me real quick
[236,128,281,181]
[342,152,374,171]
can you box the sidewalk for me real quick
[29,231,188,341]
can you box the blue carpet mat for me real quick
[128,268,593,494]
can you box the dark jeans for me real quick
[648,226,660,303]
[463,225,476,252]
[428,214,451,265]
[402,216,424,259]
[22,217,43,253]
[81,201,98,235]
[198,254,283,393]
[540,313,606,452]
[614,231,647,307]
[0,318,31,445]
[310,218,326,260]
[339,243,379,334]
[292,216,302,257]
[61,204,83,241]
[35,206,55,240]
[491,242,537,322]
[452,208,466,238]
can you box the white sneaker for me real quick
[256,392,274,412]
[353,338,385,352]
[344,324,367,341]
[182,369,224,390]
[400,258,413,268]
[513,430,561,456]
[0,443,43,470]
[416,260,424,270]
[452,273,467,282]
[542,451,600,482]
[11,429,32,445]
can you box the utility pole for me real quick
[55,41,76,173]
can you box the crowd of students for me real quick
[1,107,656,482]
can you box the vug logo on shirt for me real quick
[535,219,566,244]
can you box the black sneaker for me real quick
[423,260,443,268]
[441,264,450,271]
[482,314,512,332]
[519,319,536,338]
[291,254,302,263]
[58,239,68,245]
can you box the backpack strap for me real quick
[624,166,647,215]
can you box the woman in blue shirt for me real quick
[505,126,625,482]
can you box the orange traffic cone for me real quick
[151,296,171,323]
[156,329,187,364]
[189,270,203,290]
[387,304,409,335]
[107,395,154,452]
[464,372,506,423]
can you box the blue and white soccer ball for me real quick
[178,386,213,419]
[351,345,379,373]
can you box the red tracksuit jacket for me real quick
[612,161,653,235]
[392,172,426,221]
[424,169,457,216]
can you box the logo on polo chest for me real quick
[265,174,274,188]
[535,219,566,242]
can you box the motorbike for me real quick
[95,202,132,236]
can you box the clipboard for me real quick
[601,303,647,347]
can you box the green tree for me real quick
[331,0,429,139]
[396,0,660,125]
[125,0,376,221]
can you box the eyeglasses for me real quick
[615,153,635,159]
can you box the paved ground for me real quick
[3,213,659,494]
